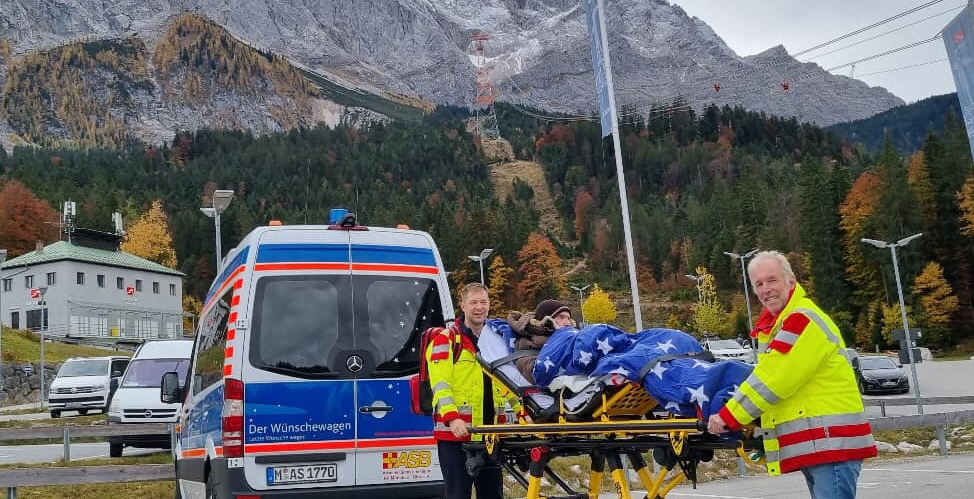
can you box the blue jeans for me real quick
[800,460,863,499]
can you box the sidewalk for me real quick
[0,402,43,413]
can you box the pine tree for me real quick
[121,199,179,268]
[582,284,617,324]
[515,232,567,306]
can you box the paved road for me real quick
[0,442,164,464]
[655,453,974,499]
[862,359,974,416]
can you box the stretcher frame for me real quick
[467,356,759,499]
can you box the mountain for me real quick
[830,93,963,153]
[1,0,902,146]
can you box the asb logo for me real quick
[382,451,432,469]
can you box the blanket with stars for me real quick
[532,324,753,419]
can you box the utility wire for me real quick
[855,58,947,77]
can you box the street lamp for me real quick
[861,233,924,414]
[467,248,494,286]
[570,284,591,326]
[725,248,759,362]
[684,273,706,301]
[38,285,48,409]
[0,248,6,390]
[201,190,235,271]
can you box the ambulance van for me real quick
[162,211,451,498]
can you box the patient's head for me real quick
[534,299,573,329]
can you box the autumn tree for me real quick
[515,232,567,306]
[689,267,731,337]
[881,302,915,345]
[0,180,60,256]
[487,255,515,316]
[582,284,617,324]
[121,199,179,268]
[838,171,885,310]
[957,174,974,237]
[183,294,202,335]
[912,261,959,346]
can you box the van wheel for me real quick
[205,470,224,499]
[50,410,60,418]
[109,441,123,458]
[78,409,88,415]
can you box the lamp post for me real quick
[467,248,494,285]
[0,248,6,390]
[570,284,591,326]
[861,233,924,414]
[38,285,48,409]
[725,249,759,361]
[200,190,235,271]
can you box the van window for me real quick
[122,358,190,388]
[194,290,231,394]
[363,277,444,374]
[58,359,109,377]
[250,276,343,378]
[110,359,129,376]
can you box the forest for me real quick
[2,100,974,353]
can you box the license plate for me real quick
[882,382,897,387]
[67,403,82,408]
[267,464,338,485]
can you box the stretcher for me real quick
[465,354,763,499]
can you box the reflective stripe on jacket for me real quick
[426,317,514,442]
[718,283,877,475]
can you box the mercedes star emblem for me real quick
[346,355,364,373]
[144,410,153,418]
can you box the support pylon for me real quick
[471,33,500,139]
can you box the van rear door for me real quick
[242,229,358,491]
[348,229,451,486]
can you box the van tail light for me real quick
[222,378,245,458]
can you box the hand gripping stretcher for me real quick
[464,353,764,499]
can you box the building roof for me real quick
[1,241,184,277]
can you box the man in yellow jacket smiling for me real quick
[708,250,876,499]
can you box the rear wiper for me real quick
[370,368,417,377]
[254,363,340,379]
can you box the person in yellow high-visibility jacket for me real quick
[709,251,877,499]
[426,282,521,499]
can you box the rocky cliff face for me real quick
[0,0,902,146]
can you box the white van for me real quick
[107,339,192,457]
[48,356,130,418]
[162,211,454,498]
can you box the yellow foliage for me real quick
[689,267,731,337]
[487,256,514,316]
[881,302,914,344]
[666,313,683,330]
[913,261,958,345]
[515,232,567,306]
[582,284,617,324]
[121,199,179,269]
[957,175,974,237]
[182,294,202,335]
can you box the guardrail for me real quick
[865,396,974,457]
[0,423,174,498]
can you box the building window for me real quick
[76,272,85,285]
[116,277,124,290]
[46,272,56,286]
[2,278,10,292]
[152,282,160,294]
[170,283,176,296]
[97,275,105,288]
[25,275,33,288]
[135,279,143,292]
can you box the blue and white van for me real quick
[163,211,452,498]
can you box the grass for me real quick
[1,328,124,363]
[1,454,174,499]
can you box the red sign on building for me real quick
[29,288,40,299]
[126,286,136,296]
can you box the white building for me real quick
[0,229,185,340]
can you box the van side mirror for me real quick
[112,370,122,378]
[161,371,182,404]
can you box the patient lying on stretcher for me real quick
[481,319,754,424]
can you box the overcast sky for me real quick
[672,0,961,103]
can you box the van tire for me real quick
[109,441,123,458]
[205,469,223,499]
[50,410,60,419]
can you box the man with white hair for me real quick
[708,250,876,499]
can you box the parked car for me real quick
[107,340,192,457]
[702,339,753,363]
[47,356,129,418]
[852,355,909,394]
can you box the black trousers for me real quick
[436,439,502,499]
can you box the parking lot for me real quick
[861,359,974,416]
